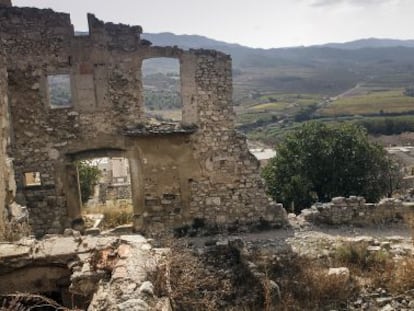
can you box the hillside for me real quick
[142,34,414,98]
[322,38,414,50]
[140,33,414,144]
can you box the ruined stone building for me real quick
[97,157,132,202]
[0,1,286,237]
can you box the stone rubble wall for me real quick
[187,52,286,228]
[0,46,29,241]
[300,196,412,226]
[105,184,132,201]
[97,183,132,204]
[0,7,155,236]
[0,5,287,236]
[0,47,22,240]
[141,51,287,233]
[0,48,8,238]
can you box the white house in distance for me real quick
[97,157,131,185]
[250,148,276,166]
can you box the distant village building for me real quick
[250,148,276,167]
[97,158,131,203]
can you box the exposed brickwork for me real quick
[0,5,287,237]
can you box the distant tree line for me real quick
[356,117,414,135]
[293,103,318,122]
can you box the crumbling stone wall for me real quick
[186,51,285,228]
[0,4,286,236]
[0,46,21,240]
[106,184,131,201]
[300,196,412,226]
[0,49,8,237]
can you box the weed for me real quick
[83,201,133,229]
[151,242,232,311]
[388,257,414,293]
[265,254,357,310]
[0,293,82,311]
[334,242,392,272]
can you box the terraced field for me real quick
[319,89,414,117]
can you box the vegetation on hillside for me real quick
[237,87,414,146]
[133,35,414,145]
[319,89,414,117]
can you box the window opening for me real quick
[24,172,41,187]
[47,74,72,108]
[142,58,182,122]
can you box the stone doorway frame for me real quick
[62,147,144,232]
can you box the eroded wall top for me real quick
[0,5,235,138]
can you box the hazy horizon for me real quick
[142,33,414,49]
[12,0,414,49]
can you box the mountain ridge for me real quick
[138,32,414,98]
[142,33,414,51]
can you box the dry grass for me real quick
[83,201,133,229]
[332,241,414,296]
[388,257,414,293]
[334,242,392,272]
[149,238,414,310]
[0,293,82,311]
[269,255,357,310]
[0,296,26,311]
[151,242,233,311]
[152,242,358,311]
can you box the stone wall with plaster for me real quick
[0,5,286,236]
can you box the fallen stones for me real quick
[299,197,413,227]
[0,233,171,311]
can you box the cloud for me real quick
[310,0,398,7]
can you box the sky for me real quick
[12,0,414,49]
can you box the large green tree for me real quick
[262,122,401,213]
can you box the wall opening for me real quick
[76,156,133,230]
[142,58,182,122]
[24,171,41,187]
[47,74,72,108]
